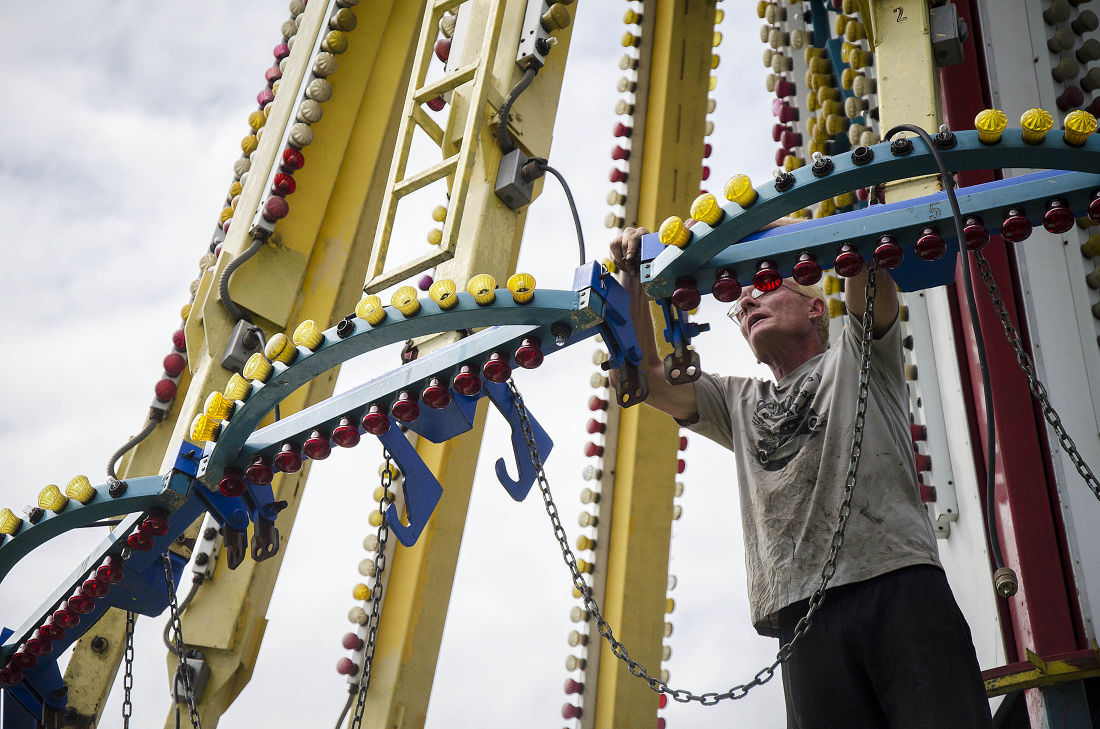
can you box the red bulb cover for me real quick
[272,172,297,196]
[342,632,365,651]
[1089,193,1100,224]
[584,442,604,458]
[752,261,783,291]
[257,88,275,106]
[126,531,154,551]
[671,278,701,311]
[391,393,421,423]
[98,557,125,584]
[245,457,274,485]
[25,633,52,656]
[611,145,629,161]
[873,235,904,269]
[434,38,451,62]
[172,328,186,351]
[834,246,865,277]
[362,406,391,436]
[163,353,187,377]
[303,433,332,461]
[588,395,608,411]
[426,96,446,112]
[0,664,23,685]
[10,650,36,670]
[915,229,946,261]
[422,381,453,409]
[613,122,633,138]
[711,269,742,303]
[586,419,606,435]
[1042,199,1074,234]
[263,195,290,222]
[81,577,109,599]
[332,420,361,448]
[515,339,544,369]
[219,467,248,497]
[154,378,178,403]
[1001,210,1033,243]
[963,219,990,251]
[336,657,359,676]
[140,508,170,537]
[792,254,822,286]
[482,353,512,383]
[564,678,584,694]
[282,148,305,170]
[273,444,303,473]
[273,42,290,60]
[453,366,483,397]
[677,458,686,474]
[67,593,95,615]
[562,704,582,720]
[39,620,66,641]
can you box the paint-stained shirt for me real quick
[682,314,941,637]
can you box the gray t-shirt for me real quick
[683,314,941,637]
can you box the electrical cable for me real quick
[107,416,162,484]
[163,576,204,655]
[883,123,1006,572]
[496,66,538,154]
[218,233,266,324]
[534,160,587,266]
[334,691,354,729]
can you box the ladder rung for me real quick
[413,63,478,103]
[433,0,466,13]
[394,155,460,198]
[412,106,445,147]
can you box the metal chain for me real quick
[972,252,1100,502]
[122,610,135,728]
[507,268,878,705]
[163,554,203,729]
[349,452,393,729]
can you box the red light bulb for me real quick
[671,278,701,311]
[434,38,451,62]
[219,466,248,498]
[588,395,609,411]
[336,658,359,676]
[67,592,95,615]
[584,442,604,458]
[154,378,178,403]
[391,391,421,423]
[303,430,332,461]
[562,704,582,720]
[10,649,36,670]
[246,456,274,485]
[1001,208,1033,243]
[564,678,584,694]
[426,96,446,112]
[342,632,364,651]
[659,693,668,708]
[272,172,297,196]
[362,404,391,435]
[25,631,52,656]
[792,252,822,285]
[39,620,65,641]
[1089,191,1100,224]
[97,557,124,584]
[163,353,186,377]
[963,217,989,251]
[422,378,452,409]
[282,148,305,171]
[172,328,186,351]
[586,419,606,434]
[873,234,904,269]
[126,531,153,551]
[273,443,303,473]
[0,664,23,685]
[482,352,512,383]
[452,365,483,397]
[834,244,864,277]
[711,268,742,303]
[752,260,783,291]
[140,508,170,537]
[914,227,946,261]
[52,607,80,629]
[514,338,544,369]
[332,417,361,448]
[81,577,109,599]
[1043,198,1074,234]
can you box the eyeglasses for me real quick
[727,283,808,324]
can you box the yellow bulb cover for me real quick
[665,598,676,614]
[1064,110,1098,146]
[467,274,497,305]
[368,511,384,527]
[620,31,637,48]
[190,414,221,443]
[577,559,594,574]
[841,67,857,90]
[264,332,297,364]
[818,198,837,215]
[324,29,348,54]
[248,110,267,131]
[355,295,387,325]
[429,279,459,309]
[0,508,22,536]
[204,391,234,421]
[715,8,724,22]
[829,298,847,318]
[391,286,422,316]
[1020,108,1054,144]
[180,302,192,321]
[242,352,273,382]
[38,484,69,512]
[292,320,325,351]
[224,373,252,402]
[658,216,691,248]
[219,206,234,224]
[427,228,443,246]
[723,174,758,208]
[784,155,805,172]
[241,134,259,155]
[66,475,95,504]
[228,182,243,198]
[690,193,724,226]
[974,108,1008,144]
[712,30,722,47]
[709,75,717,91]
[507,273,536,304]
[756,0,768,18]
[824,275,841,295]
[431,205,447,223]
[834,191,856,207]
[352,583,370,601]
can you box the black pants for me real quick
[777,565,994,729]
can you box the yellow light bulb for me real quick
[834,191,856,208]
[723,174,758,208]
[228,181,243,198]
[621,31,639,48]
[264,332,297,364]
[665,598,676,614]
[467,274,497,305]
[709,75,717,91]
[292,320,325,351]
[1064,110,1098,147]
[577,559,594,574]
[577,535,595,550]
[690,193,723,226]
[38,484,68,513]
[180,302,192,321]
[974,108,1008,144]
[391,286,422,316]
[242,353,273,382]
[352,583,370,601]
[1020,108,1054,144]
[658,216,691,248]
[0,508,22,536]
[427,228,443,246]
[66,475,95,504]
[324,29,348,54]
[368,511,384,527]
[204,391,234,421]
[241,134,259,155]
[219,206,234,224]
[784,155,805,171]
[355,294,387,325]
[248,110,266,131]
[372,486,396,502]
[829,299,847,318]
[712,30,722,47]
[507,272,536,304]
[224,373,252,402]
[428,279,459,310]
[824,275,842,295]
[190,414,221,443]
[431,205,447,223]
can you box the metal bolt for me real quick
[204,527,218,540]
[90,636,109,654]
[195,553,209,566]
[108,481,128,498]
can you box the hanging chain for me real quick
[121,610,135,728]
[349,452,393,729]
[507,268,878,705]
[971,252,1100,502]
[163,554,203,729]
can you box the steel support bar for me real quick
[983,649,1100,696]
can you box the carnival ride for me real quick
[4,0,1100,727]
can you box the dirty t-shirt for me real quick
[682,314,941,637]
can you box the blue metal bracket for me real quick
[375,425,445,548]
[483,380,553,501]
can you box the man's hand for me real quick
[609,226,649,277]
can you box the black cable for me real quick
[247,326,280,422]
[535,161,587,267]
[218,233,266,324]
[496,66,538,154]
[107,416,162,484]
[163,576,204,655]
[884,123,1006,572]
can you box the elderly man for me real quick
[609,226,992,728]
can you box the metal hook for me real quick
[375,426,444,548]
[483,380,553,501]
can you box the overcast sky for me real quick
[0,2,799,727]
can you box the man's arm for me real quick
[608,227,699,421]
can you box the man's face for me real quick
[728,282,818,357]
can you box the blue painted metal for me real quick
[483,380,553,501]
[375,425,445,547]
[642,130,1100,288]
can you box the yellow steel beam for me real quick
[593,1,715,726]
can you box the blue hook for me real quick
[375,426,444,548]
[483,380,554,501]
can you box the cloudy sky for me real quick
[0,1,802,727]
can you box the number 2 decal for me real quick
[894,6,907,21]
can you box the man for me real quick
[609,226,992,728]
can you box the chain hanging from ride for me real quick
[972,251,1100,503]
[164,554,203,729]
[121,610,135,728]
[349,452,394,728]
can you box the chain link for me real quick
[349,452,393,729]
[971,252,1100,502]
[122,610,135,728]
[507,268,879,704]
[163,554,203,729]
